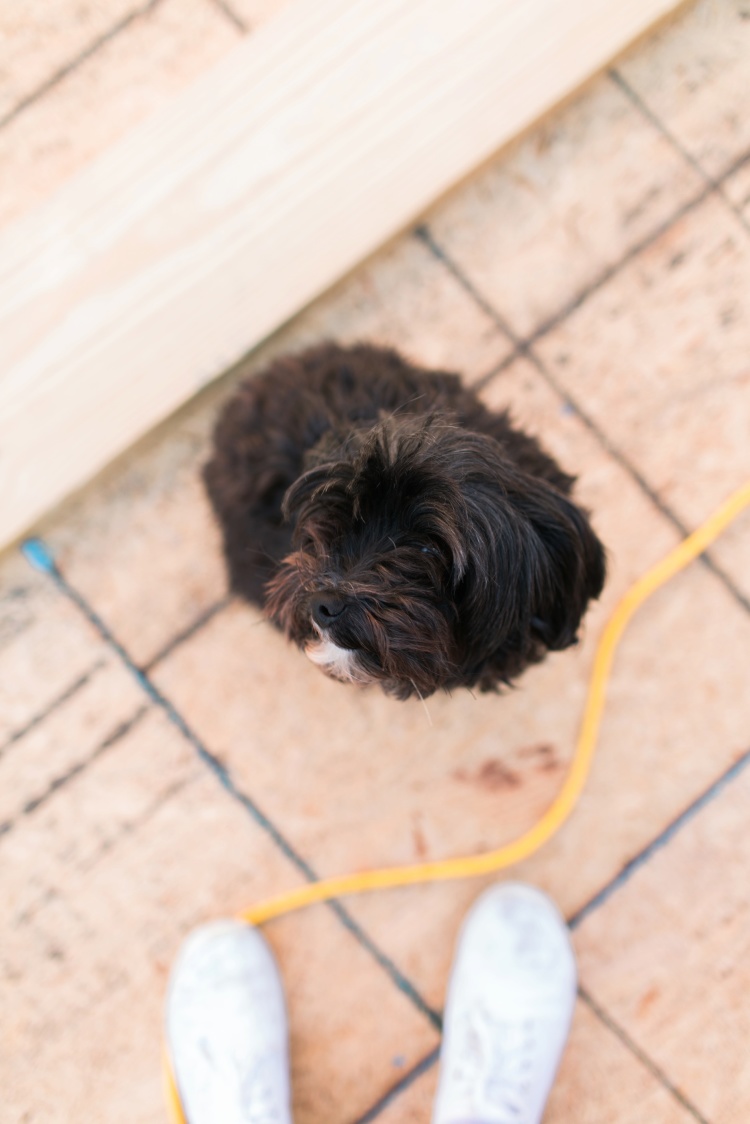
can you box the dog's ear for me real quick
[520,483,606,651]
[456,461,604,680]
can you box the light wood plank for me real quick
[0,0,684,548]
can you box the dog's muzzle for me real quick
[304,592,373,683]
[309,592,348,629]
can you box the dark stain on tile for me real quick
[637,985,660,1018]
[412,817,428,858]
[517,742,561,772]
[453,759,521,791]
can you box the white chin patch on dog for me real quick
[305,634,365,683]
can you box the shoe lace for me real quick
[447,1003,536,1123]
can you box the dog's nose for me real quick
[310,594,347,629]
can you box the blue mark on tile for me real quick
[21,538,56,574]
[392,1055,406,1068]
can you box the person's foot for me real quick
[165,920,292,1124]
[432,883,577,1124]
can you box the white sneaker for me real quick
[432,883,577,1124]
[165,920,292,1124]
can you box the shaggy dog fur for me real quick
[204,343,606,699]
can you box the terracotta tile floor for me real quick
[3,1,750,1121]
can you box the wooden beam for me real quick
[0,0,684,549]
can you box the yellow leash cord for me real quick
[164,479,750,1121]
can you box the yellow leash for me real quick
[164,479,750,1121]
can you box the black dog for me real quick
[204,343,605,699]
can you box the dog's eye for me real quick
[420,545,439,557]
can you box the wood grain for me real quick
[0,0,685,548]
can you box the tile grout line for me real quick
[497,142,750,352]
[414,222,750,619]
[0,657,107,760]
[417,182,705,350]
[0,705,150,839]
[606,68,715,186]
[140,594,232,673]
[19,538,442,1033]
[570,742,750,930]
[0,0,165,133]
[207,0,250,34]
[608,67,750,238]
[352,1045,441,1124]
[473,348,520,391]
[580,986,710,1124]
[417,135,750,367]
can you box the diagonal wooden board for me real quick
[0,0,685,550]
